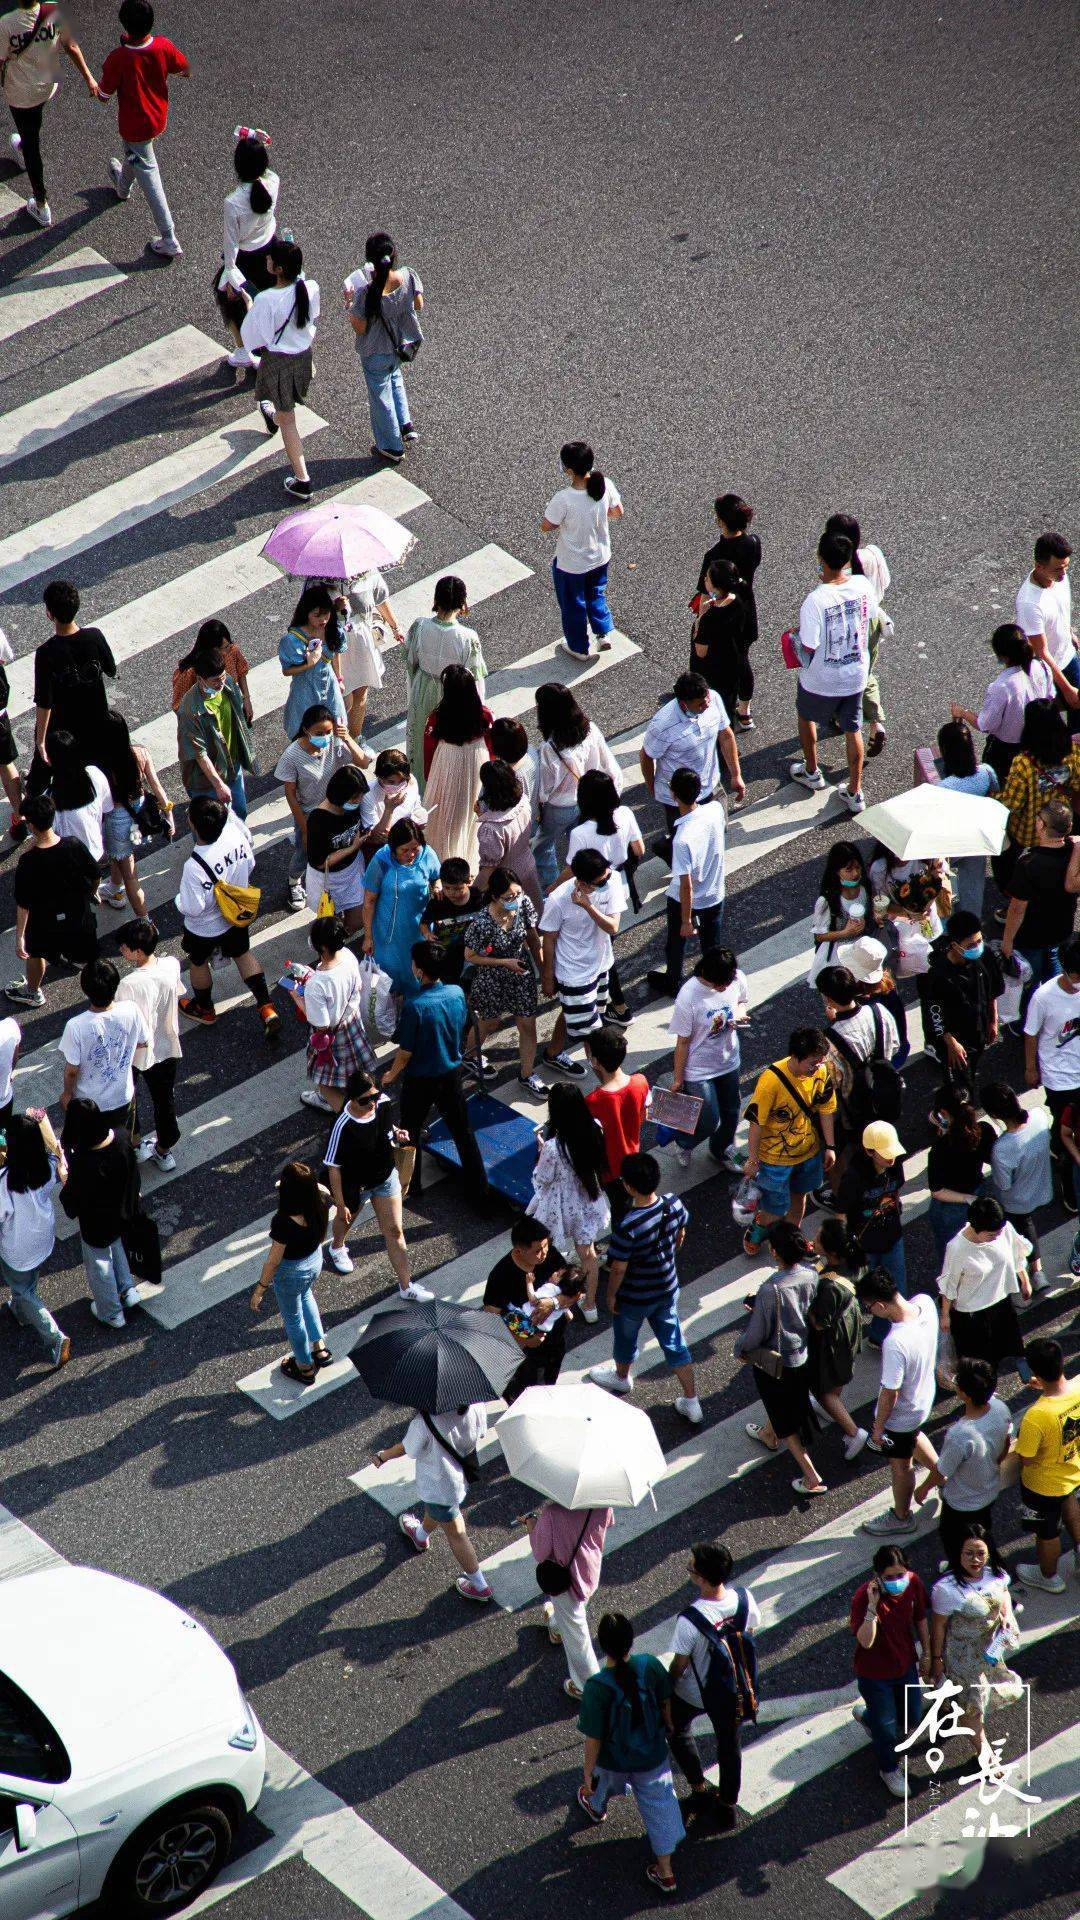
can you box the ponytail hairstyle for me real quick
[364,230,397,327]
[766,1220,814,1269]
[234,135,273,214]
[714,492,754,533]
[560,439,606,503]
[268,238,308,327]
[990,621,1035,675]
[824,511,864,575]
[815,1215,866,1278]
[596,1612,643,1721]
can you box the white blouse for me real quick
[535,722,622,810]
[241,278,320,356]
[221,172,279,280]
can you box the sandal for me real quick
[745,1421,780,1452]
[792,1476,829,1496]
[281,1356,316,1384]
[311,1343,333,1369]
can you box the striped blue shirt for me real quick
[608,1195,688,1306]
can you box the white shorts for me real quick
[305,857,367,912]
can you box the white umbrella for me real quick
[857,784,1010,860]
[496,1383,666,1509]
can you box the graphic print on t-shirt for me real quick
[1053,1015,1080,1053]
[84,1023,134,1092]
[823,598,864,668]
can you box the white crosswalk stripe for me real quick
[0,245,125,343]
[0,183,25,218]
[0,324,225,470]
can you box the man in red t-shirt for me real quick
[96,0,187,257]
[585,1025,650,1254]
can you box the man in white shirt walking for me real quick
[174,795,281,1038]
[117,917,183,1171]
[1016,530,1076,699]
[857,1273,939,1537]
[640,673,746,856]
[647,767,726,997]
[59,957,147,1133]
[789,529,875,814]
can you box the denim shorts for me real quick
[612,1296,692,1370]
[103,803,138,860]
[755,1150,823,1213]
[421,1500,461,1523]
[344,1170,401,1207]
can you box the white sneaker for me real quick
[399,1281,434,1301]
[675,1145,693,1170]
[136,1137,159,1164]
[325,1243,353,1274]
[586,1363,633,1395]
[120,1287,141,1310]
[90,1302,125,1330]
[26,198,52,228]
[152,1150,177,1173]
[226,347,256,368]
[148,235,183,258]
[880,1768,906,1799]
[108,156,128,198]
[1015,1562,1066,1594]
[9,131,26,171]
[722,1146,748,1174]
[843,1427,870,1460]
[675,1395,704,1426]
[851,1698,868,1723]
[288,879,306,911]
[789,759,826,792]
[556,638,593,662]
[579,1303,599,1324]
[840,787,866,814]
[300,1089,335,1112]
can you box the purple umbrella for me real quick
[261,500,416,581]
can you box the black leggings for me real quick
[10,103,46,204]
[668,1692,742,1806]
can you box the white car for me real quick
[0,1564,265,1917]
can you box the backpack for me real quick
[680,1592,759,1725]
[828,1006,902,1125]
[594,1660,666,1770]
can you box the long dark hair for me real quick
[291,584,344,652]
[432,664,486,745]
[1018,699,1069,768]
[3,1115,52,1195]
[97,711,143,808]
[535,682,590,751]
[596,1612,643,1721]
[364,230,396,327]
[276,1160,328,1237]
[268,238,309,328]
[824,511,864,575]
[546,1085,606,1200]
[575,769,619,836]
[815,1216,866,1277]
[48,731,94,810]
[937,719,979,779]
[234,135,273,214]
[179,618,232,676]
[991,622,1035,674]
[819,841,876,930]
[560,439,606,502]
[933,1086,984,1156]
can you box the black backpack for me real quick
[829,1006,902,1125]
[680,1592,759,1725]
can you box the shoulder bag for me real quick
[741,1283,784,1380]
[192,850,260,929]
[421,1411,480,1485]
[535,1510,592,1597]
[379,273,422,364]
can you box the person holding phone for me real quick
[849,1544,930,1799]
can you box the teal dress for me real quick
[364,843,441,993]
[279,627,348,739]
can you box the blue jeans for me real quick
[678,1068,741,1160]
[229,770,248,821]
[0,1257,64,1359]
[868,1235,907,1347]
[612,1297,692,1370]
[586,1761,685,1860]
[362,352,410,455]
[273,1251,324,1366]
[117,139,177,243]
[857,1668,922,1773]
[533,799,579,892]
[927,1196,971,1268]
[551,561,613,655]
[81,1237,134,1320]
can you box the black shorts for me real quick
[182,923,251,965]
[883,1426,921,1460]
[0,713,16,767]
[26,915,98,967]
[1020,1485,1073,1541]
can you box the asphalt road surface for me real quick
[0,2,1078,1917]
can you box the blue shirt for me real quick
[608,1194,688,1307]
[397,982,468,1079]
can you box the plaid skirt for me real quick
[307,1001,376,1089]
[255,346,313,412]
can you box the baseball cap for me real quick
[862,1121,905,1161]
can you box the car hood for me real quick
[0,1566,244,1780]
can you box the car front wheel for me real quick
[106,1799,235,1916]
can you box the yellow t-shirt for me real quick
[746,1056,837,1167]
[1016,1384,1080,1497]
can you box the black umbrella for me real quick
[347,1296,522,1413]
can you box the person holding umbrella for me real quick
[374,1402,494,1604]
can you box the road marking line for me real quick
[2,471,429,717]
[0,183,25,218]
[0,1503,474,1918]
[0,324,225,471]
[0,246,125,344]
[0,405,327,594]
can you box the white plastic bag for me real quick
[996,950,1031,1026]
[359,955,397,1043]
[732,1177,761,1226]
[935,1326,958,1391]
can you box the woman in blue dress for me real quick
[279,584,348,739]
[361,818,441,995]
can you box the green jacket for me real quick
[177,677,254,795]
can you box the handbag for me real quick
[379,280,422,364]
[192,850,260,929]
[535,1510,592,1597]
[121,1209,162,1288]
[316,859,335,919]
[421,1411,480,1485]
[780,629,802,670]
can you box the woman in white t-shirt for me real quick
[669,949,750,1168]
[0,1111,68,1368]
[241,238,319,500]
[216,131,280,366]
[48,730,112,866]
[938,1195,1031,1371]
[561,770,643,1021]
[930,1525,1021,1745]
[808,842,877,986]
[2,1,99,227]
[299,916,375,1117]
[373,1401,493,1603]
[824,512,892,756]
[540,440,624,660]
[533,683,622,892]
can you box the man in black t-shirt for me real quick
[428,859,485,987]
[30,580,116,792]
[485,1215,573,1401]
[6,795,100,1007]
[1002,797,1078,997]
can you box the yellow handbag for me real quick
[193,852,260,928]
[316,860,335,919]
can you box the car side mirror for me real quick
[14,1803,37,1851]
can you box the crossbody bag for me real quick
[192,849,260,929]
[421,1411,480,1484]
[535,1510,592,1597]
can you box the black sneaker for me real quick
[646,970,678,997]
[812,1184,843,1213]
[371,443,404,464]
[283,475,313,499]
[258,399,278,438]
[402,423,419,443]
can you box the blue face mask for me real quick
[340,801,362,814]
[881,1575,908,1597]
[960,941,984,962]
[308,734,332,752]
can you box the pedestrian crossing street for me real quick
[2,229,1078,1920]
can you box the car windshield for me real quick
[0,1673,70,1784]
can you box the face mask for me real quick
[881,1575,908,1596]
[960,942,984,962]
[308,735,332,752]
[840,877,861,890]
[341,801,362,814]
[383,783,406,800]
